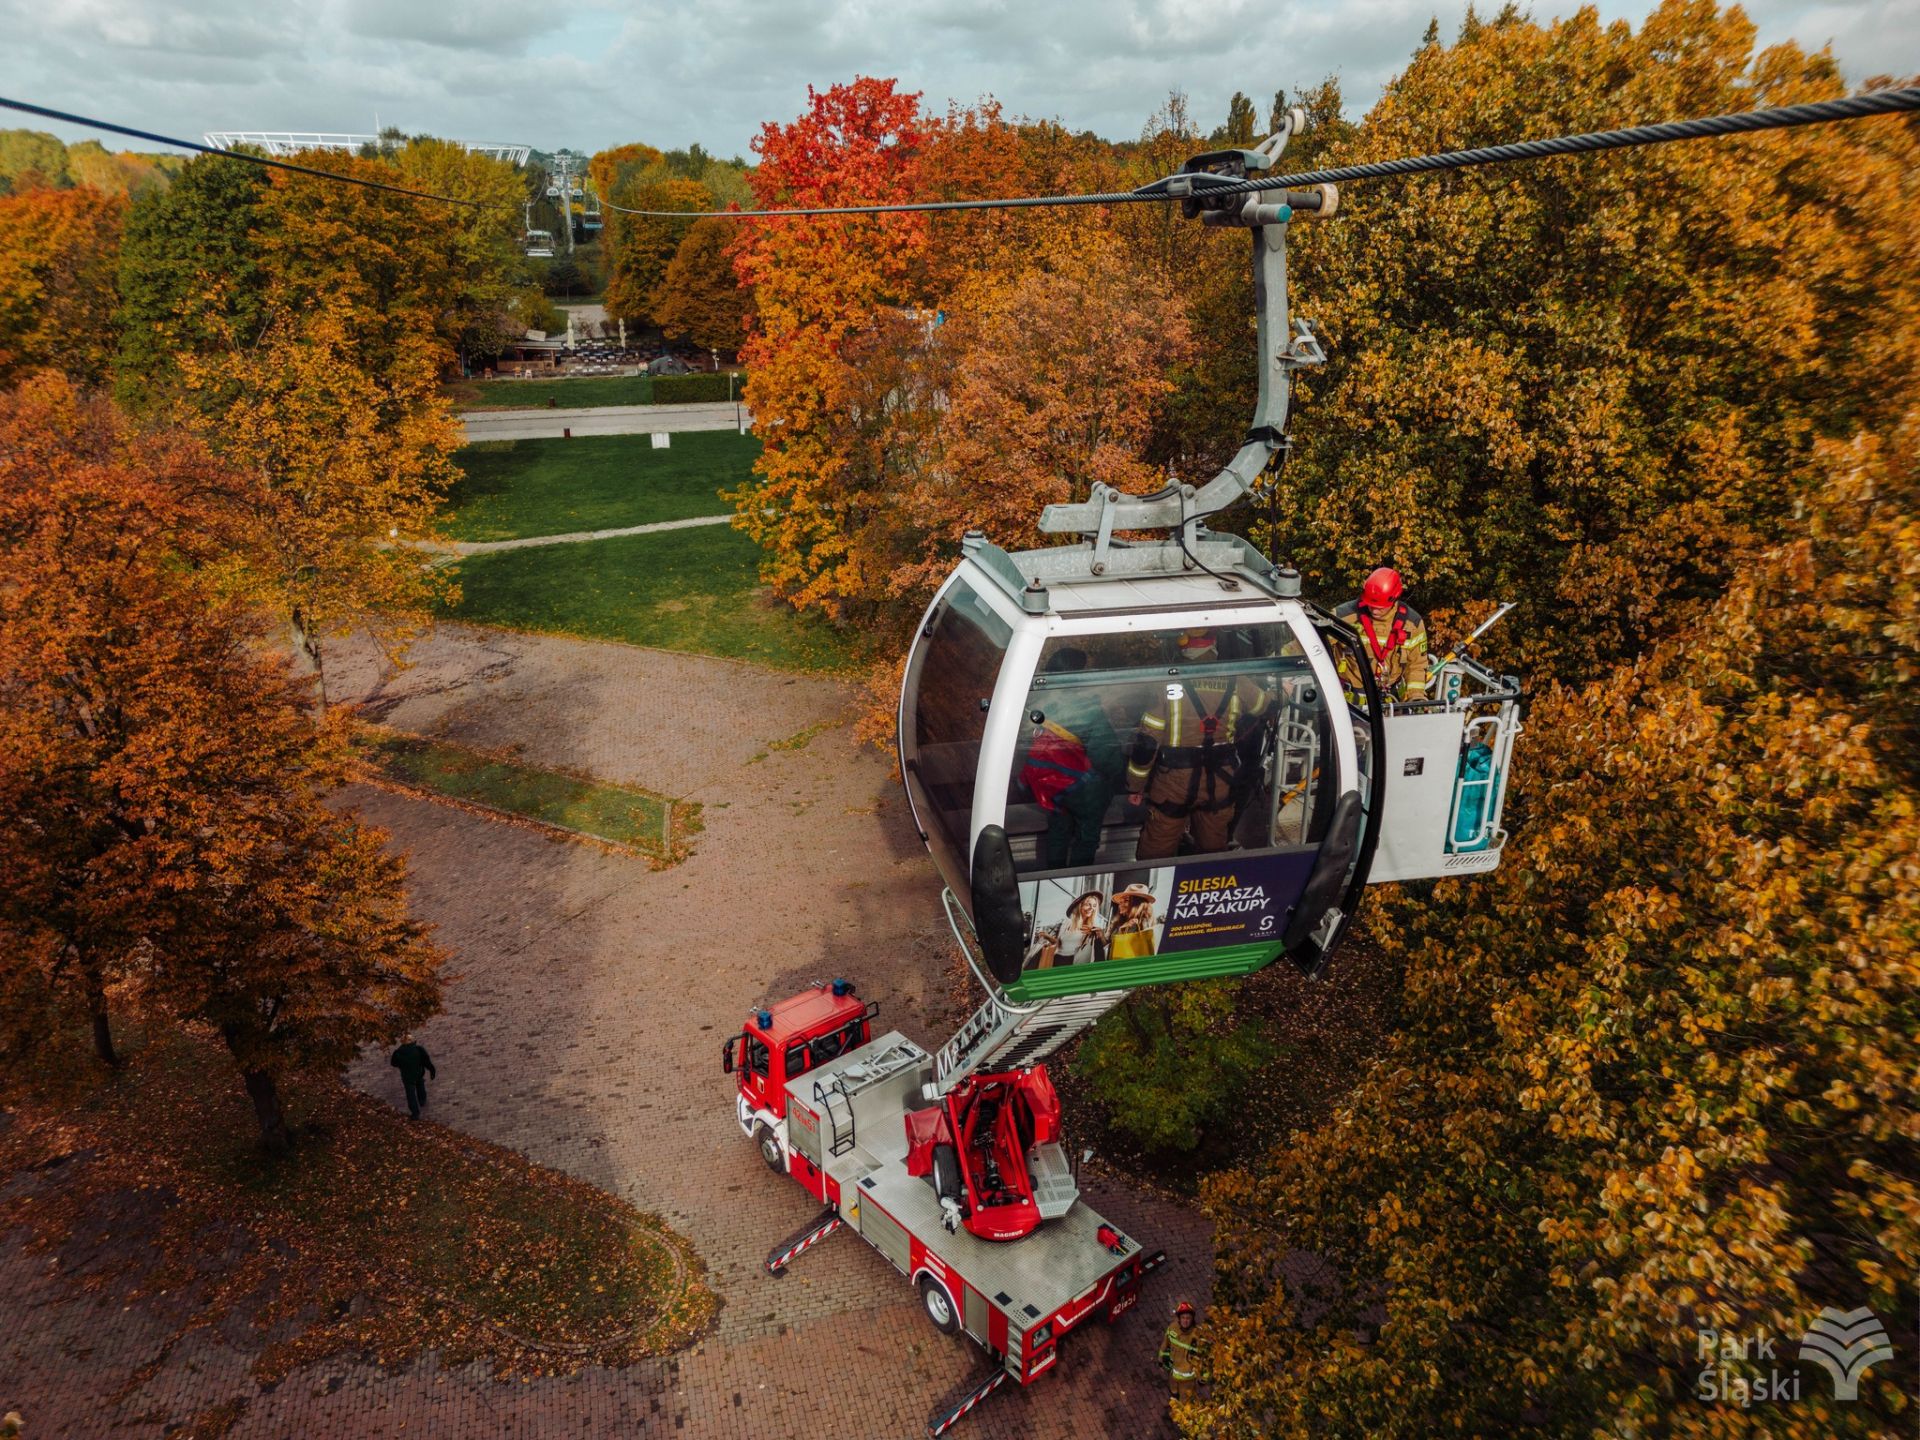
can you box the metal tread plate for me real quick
[1027,1142,1079,1221]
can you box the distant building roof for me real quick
[203,133,532,166]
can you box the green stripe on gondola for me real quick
[1000,942,1281,1001]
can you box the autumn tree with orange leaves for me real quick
[1192,408,1920,1440]
[0,184,126,390]
[604,176,710,327]
[940,236,1192,553]
[1180,9,1920,1438]
[730,77,929,618]
[655,216,756,354]
[732,87,1225,635]
[116,152,467,700]
[1260,6,1920,683]
[0,378,444,1150]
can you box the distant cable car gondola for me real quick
[898,113,1522,1000]
[522,198,556,258]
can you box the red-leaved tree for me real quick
[729,77,928,617]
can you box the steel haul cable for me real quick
[0,96,491,207]
[598,84,1920,217]
[2,84,1915,218]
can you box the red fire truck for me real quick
[723,977,1164,1434]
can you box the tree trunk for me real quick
[242,1067,293,1155]
[81,960,117,1066]
[288,605,328,711]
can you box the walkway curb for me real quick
[421,513,733,555]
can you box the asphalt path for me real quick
[460,400,751,443]
[420,513,733,556]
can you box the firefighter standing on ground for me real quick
[1126,630,1270,860]
[1334,566,1430,703]
[1160,1300,1203,1403]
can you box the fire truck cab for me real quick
[724,978,877,1171]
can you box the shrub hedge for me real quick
[651,372,743,404]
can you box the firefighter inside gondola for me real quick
[1018,647,1126,868]
[995,619,1339,877]
[1334,567,1430,703]
[1123,629,1277,861]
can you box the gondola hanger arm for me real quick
[1036,109,1333,563]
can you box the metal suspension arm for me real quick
[1037,110,1336,546]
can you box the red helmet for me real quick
[1360,567,1404,610]
[1176,1301,1197,1318]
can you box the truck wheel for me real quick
[931,1142,962,1204]
[755,1124,786,1173]
[918,1273,961,1335]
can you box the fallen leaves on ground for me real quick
[0,1027,717,1387]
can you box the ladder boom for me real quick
[932,987,1128,1096]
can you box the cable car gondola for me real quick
[898,113,1522,1001]
[522,199,556,258]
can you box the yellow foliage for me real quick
[1192,408,1920,1435]
[1263,1,1920,683]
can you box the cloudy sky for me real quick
[4,0,1914,160]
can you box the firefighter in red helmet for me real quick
[1160,1299,1203,1404]
[1335,566,1430,703]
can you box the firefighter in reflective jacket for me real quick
[1160,1300,1202,1401]
[1127,630,1270,860]
[1334,566,1430,703]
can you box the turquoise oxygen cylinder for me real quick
[1453,742,1495,850]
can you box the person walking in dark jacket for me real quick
[390,1036,436,1119]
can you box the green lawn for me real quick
[444,432,754,541]
[451,376,658,410]
[447,523,857,673]
[368,731,698,862]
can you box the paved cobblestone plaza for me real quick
[5,627,1209,1439]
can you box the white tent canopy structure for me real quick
[202,132,531,165]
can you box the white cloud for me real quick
[341,0,553,54]
[3,0,1913,160]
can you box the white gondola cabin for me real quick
[896,117,1522,1002]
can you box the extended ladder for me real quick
[931,987,1128,1097]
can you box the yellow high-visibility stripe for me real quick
[1161,1328,1201,1379]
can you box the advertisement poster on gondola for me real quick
[1017,851,1316,972]
[1156,851,1316,953]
